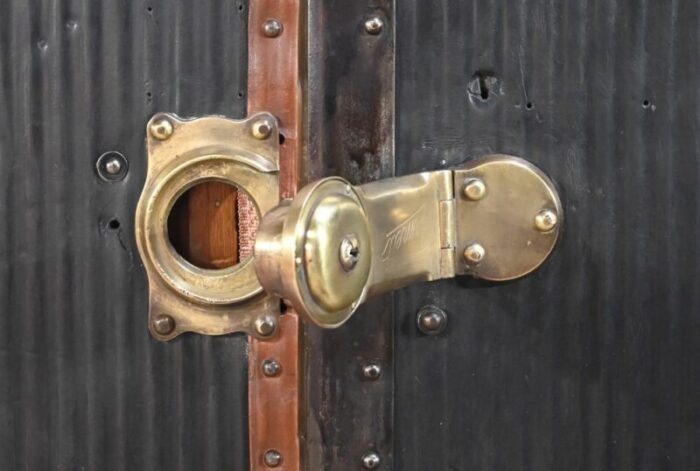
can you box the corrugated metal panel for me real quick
[0,1,250,469]
[395,1,700,470]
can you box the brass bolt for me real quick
[152,314,175,335]
[262,19,283,37]
[364,16,384,35]
[463,178,486,201]
[463,243,485,264]
[255,315,277,337]
[535,209,558,232]
[252,118,274,140]
[262,359,282,377]
[149,117,174,141]
[263,449,282,467]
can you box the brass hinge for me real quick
[255,154,562,328]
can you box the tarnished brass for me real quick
[136,140,561,332]
[254,155,562,328]
[135,112,280,340]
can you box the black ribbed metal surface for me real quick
[0,1,250,469]
[395,1,700,470]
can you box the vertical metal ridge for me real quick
[305,1,396,469]
[246,0,303,470]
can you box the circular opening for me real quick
[525,102,533,110]
[108,218,120,230]
[167,181,259,270]
[643,99,651,108]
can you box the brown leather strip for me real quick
[247,0,302,469]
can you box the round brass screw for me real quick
[263,449,282,467]
[152,314,175,335]
[361,452,381,469]
[463,178,486,201]
[416,305,448,335]
[252,118,274,140]
[463,243,486,264]
[262,19,283,37]
[535,209,558,232]
[149,117,174,141]
[362,363,382,380]
[262,359,282,377]
[339,234,360,271]
[364,16,384,35]
[255,315,277,337]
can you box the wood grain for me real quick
[168,182,239,269]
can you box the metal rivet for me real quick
[463,178,486,201]
[416,305,448,335]
[105,158,122,175]
[96,151,128,181]
[252,117,274,139]
[362,363,382,380]
[339,234,360,271]
[263,449,282,467]
[255,315,277,337]
[463,243,485,265]
[262,19,283,37]
[361,452,381,469]
[152,314,175,335]
[534,209,558,232]
[364,16,384,35]
[262,359,282,377]
[149,117,174,141]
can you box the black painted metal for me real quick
[0,1,250,469]
[304,0,395,469]
[395,1,700,470]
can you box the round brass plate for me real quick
[454,155,562,281]
[304,193,371,312]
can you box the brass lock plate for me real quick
[135,114,562,335]
[135,113,281,340]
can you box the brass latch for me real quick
[136,114,562,337]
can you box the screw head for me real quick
[364,16,384,35]
[535,209,558,232]
[152,314,175,335]
[416,306,448,335]
[263,449,282,467]
[262,19,283,37]
[463,243,486,264]
[104,157,122,175]
[361,452,381,469]
[339,234,360,271]
[255,315,277,337]
[362,363,382,380]
[262,359,282,377]
[252,117,274,139]
[463,178,486,200]
[96,151,128,181]
[149,117,174,141]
